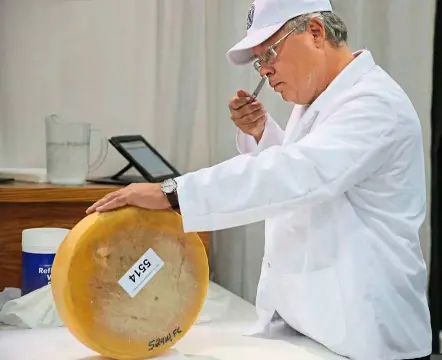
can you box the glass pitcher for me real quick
[45,114,108,185]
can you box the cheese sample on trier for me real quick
[51,206,209,360]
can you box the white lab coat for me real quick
[175,50,432,360]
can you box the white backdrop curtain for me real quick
[0,0,435,303]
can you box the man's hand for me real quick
[229,89,267,143]
[85,183,170,214]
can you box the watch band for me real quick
[166,190,180,210]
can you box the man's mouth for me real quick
[271,82,282,91]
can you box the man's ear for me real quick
[308,17,326,48]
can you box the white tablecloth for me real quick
[0,282,345,360]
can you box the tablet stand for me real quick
[0,177,14,184]
[111,163,133,180]
[87,163,147,185]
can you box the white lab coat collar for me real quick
[283,50,376,145]
[307,49,376,116]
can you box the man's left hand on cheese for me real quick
[86,183,170,214]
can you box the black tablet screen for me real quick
[120,141,175,178]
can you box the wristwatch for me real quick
[161,178,179,209]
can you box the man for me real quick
[87,0,432,359]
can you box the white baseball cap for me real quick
[226,0,333,66]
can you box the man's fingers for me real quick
[229,90,266,139]
[230,102,262,120]
[86,190,121,214]
[96,196,127,213]
[239,107,265,124]
[232,106,265,125]
[86,199,104,214]
[237,90,252,98]
[239,113,267,132]
[229,96,253,111]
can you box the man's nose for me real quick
[260,63,274,78]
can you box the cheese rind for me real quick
[51,207,209,360]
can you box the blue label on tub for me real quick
[21,252,56,296]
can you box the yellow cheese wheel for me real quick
[51,206,209,360]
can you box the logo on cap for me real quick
[247,3,255,30]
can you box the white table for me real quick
[0,282,345,360]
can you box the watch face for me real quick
[161,178,176,193]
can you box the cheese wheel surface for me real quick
[51,206,209,360]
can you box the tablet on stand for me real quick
[88,135,181,185]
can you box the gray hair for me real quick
[284,11,348,47]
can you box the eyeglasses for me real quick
[253,27,297,72]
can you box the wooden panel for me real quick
[0,182,210,290]
[0,182,120,203]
